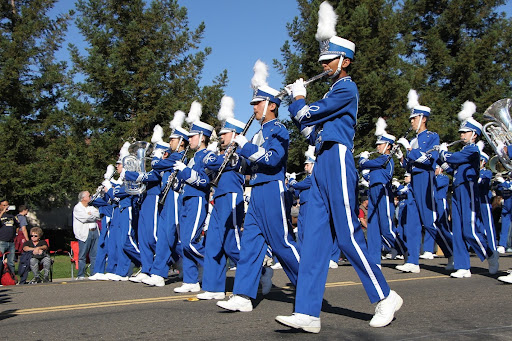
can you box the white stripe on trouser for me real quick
[189,197,204,257]
[153,195,159,241]
[339,145,384,299]
[484,196,496,249]
[128,207,140,253]
[469,182,488,257]
[232,193,241,250]
[278,180,300,262]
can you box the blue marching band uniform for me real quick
[81,3,512,334]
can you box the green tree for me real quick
[0,0,72,208]
[68,0,227,190]
[278,0,512,171]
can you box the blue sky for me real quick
[51,0,511,138]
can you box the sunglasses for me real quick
[30,235,39,237]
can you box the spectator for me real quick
[73,191,100,280]
[0,199,19,274]
[15,205,29,255]
[22,227,50,283]
[359,196,369,239]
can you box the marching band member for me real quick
[438,101,499,277]
[88,165,115,280]
[172,101,214,293]
[216,60,299,312]
[143,113,190,287]
[359,118,407,266]
[477,141,498,254]
[125,125,168,283]
[276,2,401,333]
[396,90,453,273]
[198,97,246,300]
[103,143,142,281]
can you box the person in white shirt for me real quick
[73,191,100,280]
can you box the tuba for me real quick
[123,141,154,195]
[482,98,512,172]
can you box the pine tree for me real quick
[0,0,72,208]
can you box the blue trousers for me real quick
[78,229,99,277]
[138,194,159,274]
[452,182,492,270]
[367,184,407,265]
[498,198,512,248]
[233,180,300,299]
[93,216,110,274]
[202,192,243,293]
[151,191,180,278]
[410,172,453,263]
[294,143,390,317]
[480,194,497,252]
[117,206,141,276]
[180,196,207,284]
[106,209,119,274]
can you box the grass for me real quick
[15,254,76,282]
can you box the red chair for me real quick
[68,241,90,278]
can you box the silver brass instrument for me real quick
[354,151,379,158]
[482,98,512,172]
[123,141,154,195]
[425,139,464,154]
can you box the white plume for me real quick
[457,101,477,121]
[315,1,337,42]
[170,110,186,130]
[151,124,164,144]
[305,145,316,159]
[375,117,387,136]
[186,101,202,124]
[251,60,268,90]
[407,89,420,109]
[217,96,235,121]
[476,140,485,152]
[119,142,131,159]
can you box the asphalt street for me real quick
[1,254,512,340]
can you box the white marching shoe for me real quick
[488,251,499,275]
[216,295,253,312]
[174,282,201,293]
[142,274,165,287]
[497,246,506,254]
[196,291,226,300]
[275,313,321,334]
[260,267,273,295]
[395,263,420,273]
[419,252,434,260]
[107,273,128,281]
[497,272,512,284]
[271,262,282,270]
[369,290,403,328]
[329,260,339,269]
[88,273,108,281]
[129,272,150,283]
[450,269,471,278]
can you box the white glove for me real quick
[397,138,411,150]
[207,141,218,152]
[392,180,401,188]
[497,142,505,156]
[496,176,505,183]
[104,164,115,180]
[359,178,369,187]
[395,147,403,159]
[152,148,165,159]
[290,78,307,98]
[119,169,126,181]
[290,172,297,179]
[101,180,112,191]
[359,151,370,159]
[439,142,448,152]
[173,161,187,172]
[233,134,248,148]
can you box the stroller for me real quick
[0,250,17,286]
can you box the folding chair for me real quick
[69,241,90,279]
[28,238,55,284]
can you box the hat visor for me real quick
[318,54,341,62]
[250,96,266,105]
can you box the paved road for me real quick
[1,254,511,340]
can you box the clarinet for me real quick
[88,173,114,205]
[384,127,412,166]
[158,146,190,205]
[211,69,333,187]
[211,114,256,187]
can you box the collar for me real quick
[261,118,278,128]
